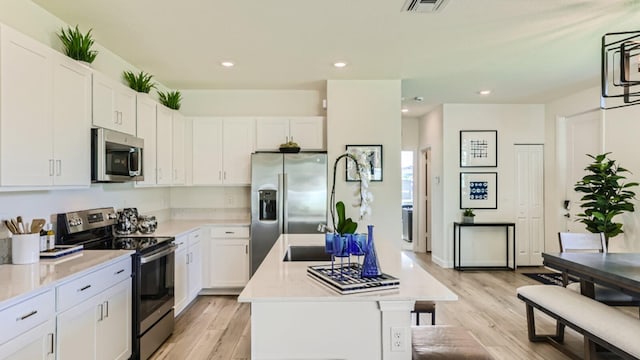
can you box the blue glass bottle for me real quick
[361,225,381,278]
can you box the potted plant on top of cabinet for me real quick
[123,70,156,93]
[462,208,475,223]
[157,90,182,110]
[57,25,98,65]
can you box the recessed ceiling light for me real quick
[401,108,409,113]
[221,61,235,67]
[333,62,347,68]
[478,89,492,95]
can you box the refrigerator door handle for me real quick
[278,173,284,235]
[283,173,289,233]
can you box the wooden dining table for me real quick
[542,252,640,298]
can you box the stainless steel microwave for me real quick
[91,128,144,182]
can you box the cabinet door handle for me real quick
[17,310,37,321]
[49,159,54,176]
[245,245,248,254]
[115,269,125,275]
[103,301,109,318]
[225,231,234,234]
[114,110,119,124]
[78,284,91,292]
[98,303,104,321]
[223,171,226,180]
[219,171,222,180]
[56,160,62,176]
[48,332,55,355]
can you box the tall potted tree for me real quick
[574,153,638,246]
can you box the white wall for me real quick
[418,106,444,258]
[327,80,402,246]
[427,104,545,267]
[180,89,323,116]
[401,117,419,151]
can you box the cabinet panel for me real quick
[0,25,54,186]
[255,118,289,151]
[156,105,173,185]
[206,239,250,287]
[223,118,254,184]
[0,290,54,345]
[92,72,136,135]
[290,117,324,150]
[0,318,54,360]
[192,118,223,185]
[174,236,188,316]
[188,239,202,302]
[115,88,136,136]
[56,291,99,360]
[136,95,158,186]
[172,112,186,185]
[52,57,92,186]
[96,280,132,360]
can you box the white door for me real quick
[0,319,55,360]
[192,117,223,185]
[515,144,544,266]
[156,105,173,185]
[255,118,289,150]
[136,95,158,186]
[56,295,98,360]
[172,112,186,185]
[563,111,602,232]
[223,118,255,184]
[96,280,132,360]
[174,236,188,315]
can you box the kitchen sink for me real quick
[282,245,332,262]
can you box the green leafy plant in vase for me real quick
[574,152,638,247]
[462,208,475,223]
[123,71,156,93]
[157,90,182,110]
[57,25,98,64]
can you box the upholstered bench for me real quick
[411,325,493,359]
[517,285,640,359]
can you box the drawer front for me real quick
[188,229,202,244]
[210,226,249,239]
[57,257,132,311]
[0,290,55,345]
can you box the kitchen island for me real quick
[238,234,458,360]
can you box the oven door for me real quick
[139,243,176,335]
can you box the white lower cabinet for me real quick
[174,229,203,316]
[0,318,55,360]
[204,226,250,288]
[57,278,132,360]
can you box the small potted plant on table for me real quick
[462,208,475,224]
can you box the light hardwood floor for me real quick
[150,252,630,360]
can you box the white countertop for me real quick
[0,250,134,310]
[238,234,458,303]
[129,219,250,238]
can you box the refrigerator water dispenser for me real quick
[259,190,277,221]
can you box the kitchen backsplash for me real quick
[171,207,250,221]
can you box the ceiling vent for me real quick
[402,0,450,13]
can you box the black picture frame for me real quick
[460,130,498,167]
[460,172,498,209]
[345,145,383,182]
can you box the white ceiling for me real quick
[32,0,640,115]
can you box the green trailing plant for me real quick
[57,25,98,63]
[574,153,638,245]
[463,208,475,217]
[335,201,357,235]
[157,90,182,110]
[123,71,156,93]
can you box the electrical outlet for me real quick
[391,327,405,352]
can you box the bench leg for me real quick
[584,337,597,360]
[525,304,565,343]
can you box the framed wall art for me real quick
[345,145,383,182]
[460,172,497,209]
[460,130,497,167]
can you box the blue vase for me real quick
[361,225,381,278]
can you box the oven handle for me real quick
[140,244,176,264]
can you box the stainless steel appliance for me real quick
[92,128,144,182]
[57,207,175,360]
[250,152,327,274]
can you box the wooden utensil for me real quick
[16,216,25,234]
[4,220,17,234]
[10,218,20,234]
[31,219,46,234]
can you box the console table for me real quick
[453,222,516,270]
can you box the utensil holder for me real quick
[12,233,40,264]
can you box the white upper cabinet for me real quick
[255,116,324,151]
[156,105,173,186]
[172,111,186,185]
[52,56,92,186]
[0,24,91,187]
[92,72,136,136]
[192,117,254,185]
[135,94,158,186]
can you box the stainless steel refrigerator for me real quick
[250,152,327,274]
